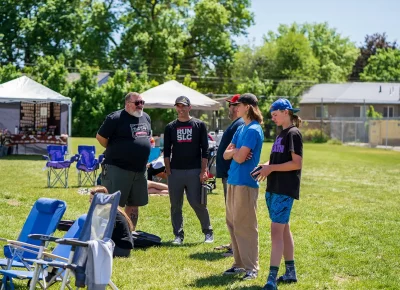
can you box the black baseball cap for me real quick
[174,96,191,106]
[231,93,258,106]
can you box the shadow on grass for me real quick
[189,251,225,261]
[1,155,43,161]
[230,286,264,290]
[161,241,203,248]
[188,274,237,288]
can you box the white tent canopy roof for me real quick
[141,80,220,110]
[0,76,71,104]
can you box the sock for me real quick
[267,266,279,285]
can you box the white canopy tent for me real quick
[141,80,220,110]
[0,76,72,151]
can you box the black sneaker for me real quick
[172,236,183,245]
[223,267,246,275]
[262,281,278,290]
[242,270,258,280]
[277,274,297,284]
[204,233,214,243]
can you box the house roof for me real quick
[300,83,400,104]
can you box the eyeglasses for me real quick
[128,100,145,106]
[229,103,238,108]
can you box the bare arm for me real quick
[232,146,251,164]
[96,133,108,148]
[164,157,171,175]
[223,143,236,160]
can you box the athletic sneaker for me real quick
[204,233,214,243]
[223,267,246,275]
[172,236,183,245]
[262,281,278,290]
[277,274,297,284]
[221,248,233,257]
[242,270,258,280]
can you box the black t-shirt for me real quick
[267,125,303,200]
[216,118,245,178]
[164,118,209,170]
[98,109,151,172]
[112,211,134,249]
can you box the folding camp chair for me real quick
[30,191,121,290]
[43,145,78,188]
[0,215,86,290]
[206,145,218,190]
[76,145,104,187]
[0,198,67,272]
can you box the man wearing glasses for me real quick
[214,94,244,256]
[96,92,151,231]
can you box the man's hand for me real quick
[165,168,172,176]
[256,164,274,181]
[200,171,208,182]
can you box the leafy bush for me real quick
[327,138,342,145]
[303,129,329,143]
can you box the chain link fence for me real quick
[302,117,400,147]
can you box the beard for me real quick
[129,110,143,118]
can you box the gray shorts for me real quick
[101,164,148,207]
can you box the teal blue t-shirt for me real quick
[227,121,264,188]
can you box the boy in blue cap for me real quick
[252,98,303,290]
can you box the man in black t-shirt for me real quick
[96,92,151,231]
[164,96,213,245]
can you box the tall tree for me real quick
[0,64,21,84]
[350,33,398,80]
[360,48,400,82]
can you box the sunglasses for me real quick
[129,100,145,106]
[228,103,238,108]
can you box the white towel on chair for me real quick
[86,239,115,290]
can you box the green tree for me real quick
[23,55,69,94]
[366,105,383,119]
[350,33,397,80]
[0,64,21,84]
[360,48,400,82]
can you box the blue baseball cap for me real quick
[270,98,300,113]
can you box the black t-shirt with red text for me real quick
[97,109,151,172]
[266,125,303,199]
[164,118,209,170]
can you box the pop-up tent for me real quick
[141,80,220,110]
[0,76,72,153]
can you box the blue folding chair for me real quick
[0,198,67,272]
[29,192,121,290]
[148,147,161,163]
[76,145,104,187]
[0,215,86,290]
[43,145,78,188]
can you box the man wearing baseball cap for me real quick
[214,94,245,256]
[163,96,213,245]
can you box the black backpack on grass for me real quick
[132,231,162,248]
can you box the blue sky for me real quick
[236,0,400,46]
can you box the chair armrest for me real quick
[42,155,50,161]
[28,234,59,243]
[55,238,88,248]
[98,154,105,164]
[70,155,79,163]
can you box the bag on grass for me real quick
[132,231,162,248]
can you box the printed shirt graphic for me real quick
[271,137,284,153]
[177,126,193,143]
[130,123,150,138]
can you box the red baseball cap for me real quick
[226,94,240,103]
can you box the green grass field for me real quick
[0,140,399,289]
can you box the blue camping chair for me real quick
[76,145,104,187]
[148,147,161,163]
[0,198,67,272]
[43,145,78,188]
[29,192,121,290]
[0,215,86,290]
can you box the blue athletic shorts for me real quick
[265,192,294,224]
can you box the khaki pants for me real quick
[226,184,259,272]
